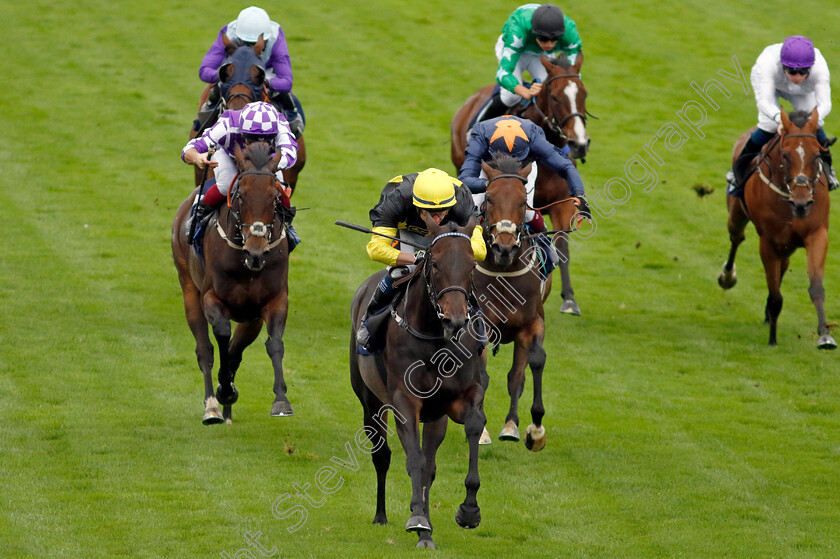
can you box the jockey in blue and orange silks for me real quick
[458,115,587,275]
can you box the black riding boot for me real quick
[476,94,511,123]
[188,199,214,245]
[730,138,764,197]
[356,274,396,349]
[819,144,839,191]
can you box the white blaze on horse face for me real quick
[796,144,806,170]
[563,81,587,143]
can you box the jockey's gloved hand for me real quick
[414,250,426,264]
[576,196,591,217]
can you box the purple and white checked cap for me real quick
[240,101,281,135]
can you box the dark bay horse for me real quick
[349,216,487,549]
[474,155,553,451]
[189,37,306,194]
[451,54,589,315]
[719,109,836,349]
[172,142,296,424]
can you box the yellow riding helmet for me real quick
[412,168,458,210]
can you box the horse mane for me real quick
[489,152,525,174]
[244,142,273,169]
[788,110,812,129]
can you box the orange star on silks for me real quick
[489,117,530,151]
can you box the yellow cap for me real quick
[412,168,457,209]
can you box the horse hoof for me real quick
[405,515,431,532]
[216,384,239,405]
[271,399,295,417]
[560,299,581,315]
[416,538,436,549]
[479,427,492,445]
[372,514,388,525]
[525,424,546,452]
[202,409,224,425]
[455,504,481,529]
[818,334,838,350]
[499,420,520,441]
[718,271,737,289]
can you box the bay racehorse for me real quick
[349,215,487,549]
[451,54,589,315]
[474,154,553,450]
[172,141,296,424]
[189,37,306,194]
[718,109,836,348]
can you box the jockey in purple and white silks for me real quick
[199,6,303,136]
[730,35,837,195]
[182,102,299,247]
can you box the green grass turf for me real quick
[1,0,839,557]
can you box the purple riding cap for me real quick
[780,36,815,69]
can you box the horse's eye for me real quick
[432,261,439,270]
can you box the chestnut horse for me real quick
[718,109,836,349]
[172,142,296,424]
[189,38,306,194]
[349,216,486,550]
[451,54,589,315]
[474,155,553,450]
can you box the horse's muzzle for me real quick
[788,198,814,218]
[569,138,590,160]
[491,243,516,267]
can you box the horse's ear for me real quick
[572,51,583,72]
[222,33,236,56]
[519,162,532,178]
[462,216,476,236]
[480,160,497,179]
[780,108,792,132]
[807,108,820,130]
[540,55,554,73]
[254,36,266,57]
[233,143,246,170]
[420,210,442,236]
[269,149,284,173]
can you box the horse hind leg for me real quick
[555,235,581,315]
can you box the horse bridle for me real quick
[531,73,590,140]
[758,132,824,199]
[218,169,288,251]
[422,232,476,321]
[484,173,527,248]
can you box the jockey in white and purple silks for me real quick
[182,101,300,248]
[730,35,837,195]
[199,6,303,137]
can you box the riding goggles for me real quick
[783,65,811,76]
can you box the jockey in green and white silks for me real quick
[495,4,582,109]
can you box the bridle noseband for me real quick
[216,169,288,252]
[758,132,824,199]
[485,173,527,247]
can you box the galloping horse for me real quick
[474,154,553,450]
[718,109,836,349]
[189,37,306,194]
[172,142,296,424]
[451,54,589,314]
[349,216,486,549]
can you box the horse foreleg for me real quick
[455,388,485,530]
[805,229,837,349]
[759,239,783,346]
[264,292,292,416]
[500,339,530,442]
[719,196,749,289]
[179,278,221,424]
[204,292,236,419]
[391,392,430,534]
[525,326,547,452]
[416,416,448,549]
